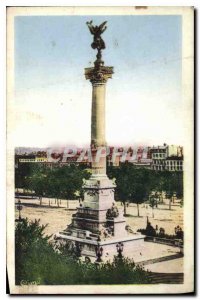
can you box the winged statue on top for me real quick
[86,20,107,51]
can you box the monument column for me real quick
[85,65,113,176]
[57,21,145,260]
[91,82,106,148]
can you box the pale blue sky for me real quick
[14,15,182,147]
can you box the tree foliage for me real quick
[108,165,153,215]
[15,219,151,285]
[22,165,90,202]
[16,163,183,208]
[107,165,183,214]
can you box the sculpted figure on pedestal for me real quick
[86,20,107,51]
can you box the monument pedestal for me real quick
[58,231,145,261]
[57,174,145,260]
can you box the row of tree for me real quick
[15,163,183,213]
[15,164,90,206]
[107,164,183,215]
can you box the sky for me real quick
[14,15,182,147]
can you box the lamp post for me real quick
[95,243,103,262]
[16,199,23,221]
[116,242,124,258]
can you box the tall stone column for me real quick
[85,65,113,177]
[91,83,106,147]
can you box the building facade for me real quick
[165,156,183,171]
[151,144,168,171]
[151,144,183,171]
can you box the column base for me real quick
[56,231,145,261]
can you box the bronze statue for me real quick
[86,21,107,66]
[86,20,107,50]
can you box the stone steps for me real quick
[136,252,183,267]
[148,272,184,284]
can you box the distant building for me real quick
[150,144,183,171]
[167,145,183,157]
[131,159,152,169]
[151,144,168,171]
[165,156,183,171]
[18,157,48,163]
[15,144,183,172]
[15,152,90,169]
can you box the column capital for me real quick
[85,66,114,85]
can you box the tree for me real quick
[161,171,183,209]
[108,164,133,215]
[128,168,152,217]
[57,166,90,208]
[47,167,62,206]
[149,195,157,218]
[24,165,90,207]
[15,163,34,192]
[15,219,151,285]
[26,168,48,205]
[15,218,51,284]
[107,165,152,216]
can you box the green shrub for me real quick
[15,219,151,285]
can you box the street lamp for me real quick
[16,199,23,221]
[95,243,103,262]
[116,242,124,258]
